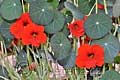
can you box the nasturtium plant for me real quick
[84,13,112,39]
[0,0,120,80]
[50,32,71,60]
[0,0,22,20]
[92,34,120,63]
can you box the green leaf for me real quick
[91,34,120,63]
[50,32,71,60]
[114,56,120,64]
[0,21,12,39]
[62,25,69,36]
[98,0,115,7]
[45,10,65,34]
[101,70,120,80]
[78,0,95,14]
[0,65,9,80]
[25,0,47,3]
[0,0,22,20]
[113,0,120,17]
[30,0,54,25]
[0,21,13,48]
[48,0,59,9]
[84,13,112,39]
[58,49,76,69]
[64,1,84,19]
[0,0,3,5]
[64,11,73,23]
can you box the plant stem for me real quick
[95,0,98,14]
[21,0,25,13]
[102,64,105,75]
[87,3,96,16]
[103,0,108,14]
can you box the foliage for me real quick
[0,0,120,80]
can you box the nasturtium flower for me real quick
[21,23,47,47]
[98,3,104,10]
[10,13,32,39]
[68,20,85,38]
[76,44,104,69]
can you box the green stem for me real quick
[95,0,98,14]
[102,64,106,75]
[21,0,25,13]
[108,63,113,70]
[103,0,108,14]
[87,3,96,16]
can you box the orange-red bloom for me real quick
[10,13,32,39]
[21,23,47,47]
[98,3,104,10]
[76,44,104,69]
[68,20,85,38]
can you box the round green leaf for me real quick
[45,10,65,33]
[50,32,71,60]
[0,0,22,20]
[30,0,54,25]
[84,13,112,39]
[91,34,120,63]
[101,70,120,80]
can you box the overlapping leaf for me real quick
[30,0,54,25]
[0,21,13,47]
[91,34,120,63]
[0,0,22,20]
[45,10,65,34]
[84,13,112,39]
[64,1,84,19]
[78,0,95,14]
[58,49,76,69]
[113,0,120,17]
[50,32,71,60]
[101,70,120,80]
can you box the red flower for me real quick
[28,62,37,71]
[76,44,104,69]
[21,23,47,47]
[98,3,104,10]
[10,13,32,39]
[68,20,85,38]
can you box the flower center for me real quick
[73,24,79,30]
[23,21,29,26]
[31,32,38,38]
[88,53,94,59]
